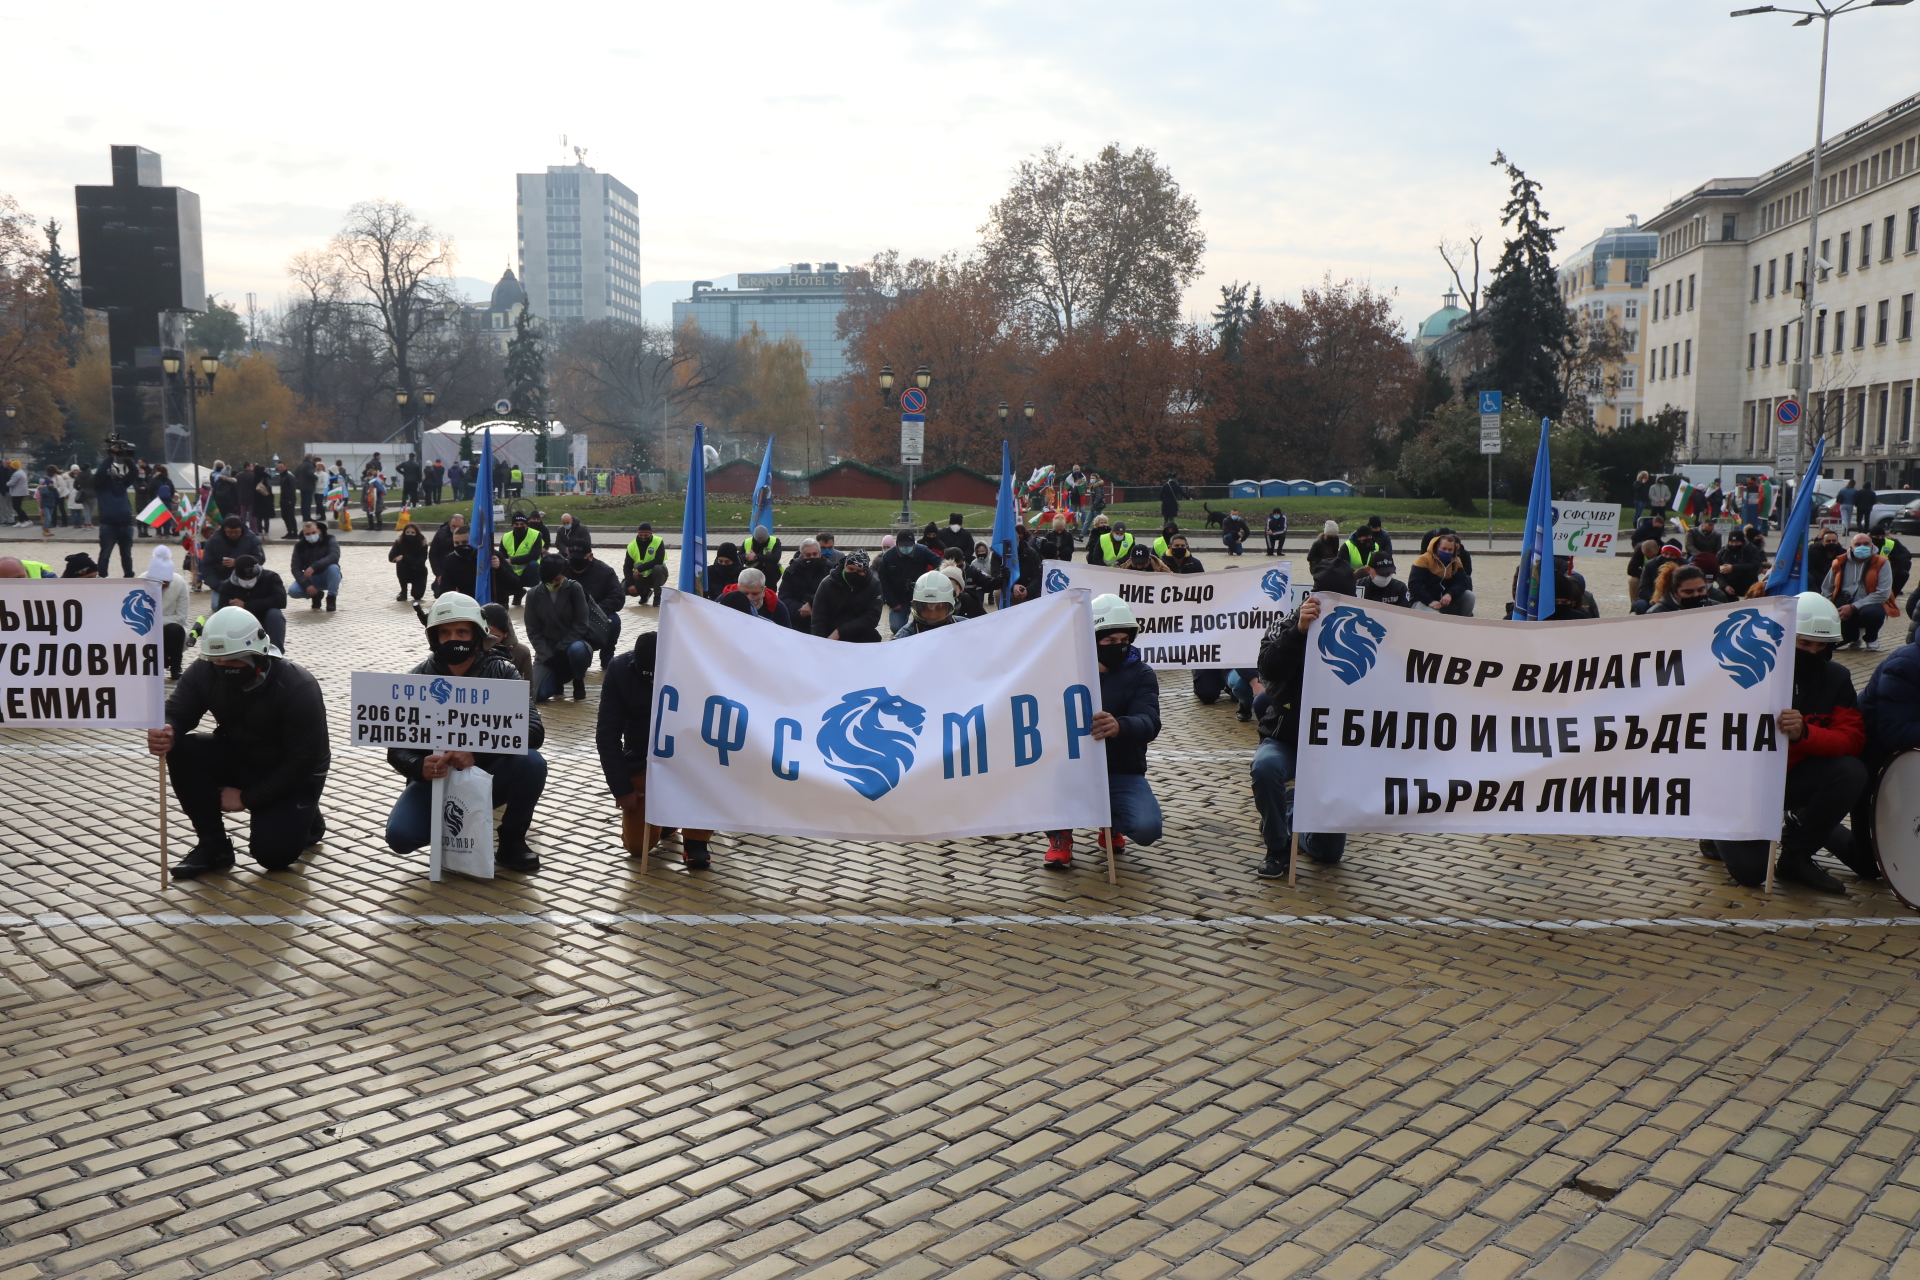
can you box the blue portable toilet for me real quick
[1259,479,1287,497]
[1285,479,1316,496]
[1228,479,1261,499]
[1315,480,1353,497]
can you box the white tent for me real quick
[422,419,567,471]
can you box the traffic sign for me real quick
[1776,399,1801,426]
[1480,414,1502,455]
[900,414,925,467]
[900,387,927,414]
[1478,391,1502,416]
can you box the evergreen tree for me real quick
[504,308,548,422]
[1469,151,1572,420]
[1211,281,1260,363]
[40,221,84,362]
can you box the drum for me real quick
[1870,748,1920,910]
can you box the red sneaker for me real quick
[1098,830,1127,855]
[1044,832,1073,868]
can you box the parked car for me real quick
[1891,498,1920,536]
[1826,488,1920,531]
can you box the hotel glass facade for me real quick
[673,264,850,383]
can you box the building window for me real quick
[1885,215,1898,260]
[1834,310,1845,351]
[1625,298,1638,320]
[1753,265,1762,301]
[1768,259,1777,296]
[1879,390,1891,445]
[1688,274,1696,310]
[1821,239,1832,279]
[1856,394,1868,449]
[1856,305,1868,348]
[1903,294,1915,341]
[1764,330,1774,365]
[1749,333,1757,369]
[1783,254,1793,293]
[1746,403,1758,452]
[1878,300,1891,345]
[1625,330,1637,353]
[1723,214,1738,240]
[1862,225,1873,268]
[1621,365,1636,390]
[1840,232,1851,273]
[1909,206,1919,254]
[1904,387,1915,443]
[1684,339,1692,375]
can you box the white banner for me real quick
[1551,503,1623,557]
[348,671,531,754]
[0,579,164,729]
[650,588,1112,840]
[1040,559,1293,669]
[1294,594,1796,839]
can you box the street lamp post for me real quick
[162,353,219,489]
[1732,0,1914,513]
[1706,430,1739,495]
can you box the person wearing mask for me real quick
[290,519,343,611]
[1630,512,1668,550]
[598,630,716,868]
[963,541,998,613]
[525,555,596,702]
[94,438,139,577]
[815,533,845,567]
[1264,509,1288,556]
[1125,542,1168,574]
[146,606,330,878]
[1087,519,1136,567]
[918,520,947,557]
[217,554,290,652]
[1250,564,1357,879]
[146,546,191,679]
[1340,526,1381,572]
[383,593,547,874]
[1631,471,1652,524]
[565,543,626,667]
[703,543,743,598]
[1634,543,1685,614]
[60,551,99,577]
[480,602,535,682]
[1728,525,1776,579]
[552,511,593,559]
[877,530,940,633]
[1360,556,1411,608]
[201,514,264,602]
[812,549,883,642]
[274,461,298,538]
[890,570,966,639]
[1306,520,1343,570]
[1686,518,1722,558]
[499,512,545,604]
[992,524,1045,606]
[1647,474,1673,519]
[778,538,833,632]
[1163,534,1202,575]
[718,567,791,626]
[1874,527,1912,598]
[1036,515,1076,564]
[436,524,480,598]
[295,455,318,523]
[742,525,784,590]
[1408,533,1473,615]
[1821,531,1892,650]
[942,512,974,555]
[389,523,430,602]
[1701,593,1863,893]
[1041,594,1162,869]
[429,513,467,591]
[623,522,670,606]
[1148,522,1179,560]
[1220,509,1251,557]
[1644,564,1711,612]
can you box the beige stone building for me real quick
[1642,92,1920,487]
[1557,221,1655,429]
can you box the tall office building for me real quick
[516,162,641,330]
[673,263,851,382]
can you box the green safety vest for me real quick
[1341,539,1376,568]
[510,467,524,482]
[747,537,781,557]
[626,535,665,568]
[1097,532,1135,565]
[1152,537,1171,558]
[22,560,54,578]
[502,528,541,561]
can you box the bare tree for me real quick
[282,249,348,403]
[327,200,455,413]
[1556,310,1628,429]
[551,320,742,469]
[1438,235,1484,319]
[978,143,1205,343]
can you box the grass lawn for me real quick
[389,492,1569,533]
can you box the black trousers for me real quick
[1266,532,1285,554]
[163,623,185,677]
[97,520,134,576]
[1706,754,1866,887]
[280,501,298,536]
[299,490,314,521]
[395,563,427,599]
[169,733,327,869]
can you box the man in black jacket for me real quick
[566,544,625,668]
[398,453,422,508]
[778,539,833,632]
[876,531,939,634]
[992,524,1045,606]
[147,606,329,877]
[812,549,883,642]
[276,461,299,537]
[1043,593,1162,869]
[597,630,714,867]
[525,555,595,701]
[552,512,594,559]
[94,443,138,576]
[429,514,466,593]
[1220,509,1251,557]
[623,522,670,606]
[1250,564,1354,879]
[383,593,547,873]
[295,455,318,522]
[1360,556,1412,608]
[289,521,343,611]
[216,554,290,652]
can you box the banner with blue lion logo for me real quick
[1294,592,1795,840]
[649,587,1112,841]
[0,579,165,728]
[1038,558,1292,670]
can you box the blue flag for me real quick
[750,435,776,540]
[678,423,708,596]
[990,439,1019,608]
[470,428,495,606]
[1513,416,1555,621]
[1765,434,1828,597]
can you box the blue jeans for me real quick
[537,640,593,701]
[97,520,134,577]
[1250,738,1345,864]
[1106,773,1163,845]
[385,752,548,855]
[887,605,911,635]
[295,564,342,599]
[1224,668,1260,715]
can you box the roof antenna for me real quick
[574,144,589,167]
[558,133,568,163]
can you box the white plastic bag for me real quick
[431,766,495,880]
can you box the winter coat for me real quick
[437,545,479,597]
[386,649,544,783]
[891,612,968,639]
[1791,656,1864,769]
[201,527,265,575]
[218,567,290,616]
[718,590,792,628]
[567,558,625,617]
[811,566,883,642]
[1822,553,1892,609]
[1094,647,1161,776]
[990,540,1045,602]
[778,556,834,624]
[290,530,341,578]
[1862,641,1920,758]
[1305,534,1343,569]
[1360,575,1412,608]
[877,544,940,606]
[552,521,594,557]
[389,531,430,572]
[158,576,192,629]
[1408,549,1470,607]
[166,657,330,807]
[94,460,135,522]
[597,633,659,793]
[523,577,592,662]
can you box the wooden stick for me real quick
[1102,827,1117,886]
[641,823,659,877]
[158,756,170,890]
[1764,838,1779,895]
[1288,831,1299,889]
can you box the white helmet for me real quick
[1796,591,1843,641]
[199,606,274,661]
[912,571,956,605]
[423,592,486,636]
[1091,593,1138,635]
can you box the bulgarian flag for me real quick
[137,497,175,528]
[1671,478,1697,518]
[1758,476,1775,514]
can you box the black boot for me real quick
[396,589,407,601]
[1776,851,1848,895]
[496,844,541,873]
[1829,826,1881,879]
[172,843,236,879]
[573,680,587,701]
[683,840,711,868]
[325,596,336,612]
[310,595,322,610]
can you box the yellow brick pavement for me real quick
[2,545,1919,1279]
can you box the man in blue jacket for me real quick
[1044,593,1162,869]
[1851,634,1920,879]
[94,438,139,577]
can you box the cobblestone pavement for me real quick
[5,544,1920,1280]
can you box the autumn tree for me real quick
[551,319,742,470]
[978,144,1205,342]
[0,195,75,446]
[191,352,323,465]
[732,330,814,470]
[1028,324,1213,483]
[1557,311,1629,430]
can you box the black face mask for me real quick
[1677,594,1707,609]
[1795,646,1833,681]
[845,570,868,587]
[432,637,479,665]
[568,555,588,571]
[216,661,256,684]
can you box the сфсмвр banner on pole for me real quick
[1040,559,1293,670]
[1293,594,1796,839]
[649,587,1112,841]
[0,579,165,728]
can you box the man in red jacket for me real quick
[1703,593,1865,892]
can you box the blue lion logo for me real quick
[1712,608,1786,689]
[1317,605,1386,685]
[1044,568,1069,594]
[429,678,453,705]
[818,687,926,800]
[442,798,465,838]
[1260,568,1290,602]
[120,590,156,636]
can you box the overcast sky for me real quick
[5,0,1917,338]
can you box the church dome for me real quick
[490,267,527,314]
[1418,289,1468,340]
